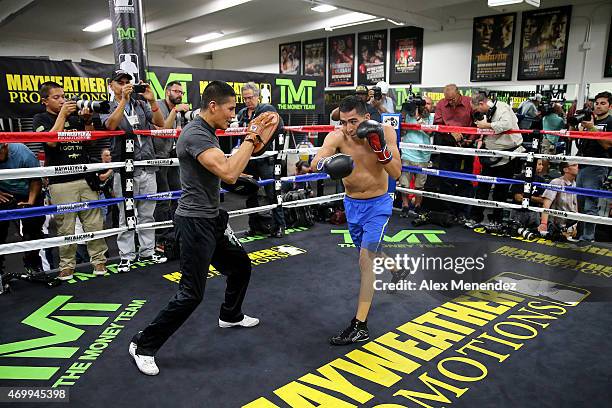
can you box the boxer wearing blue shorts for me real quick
[344,194,393,252]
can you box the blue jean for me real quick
[576,165,609,241]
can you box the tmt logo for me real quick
[117,27,136,40]
[0,295,121,381]
[275,78,317,110]
[332,229,447,248]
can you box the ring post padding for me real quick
[522,129,541,210]
[124,130,136,230]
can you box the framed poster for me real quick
[518,6,572,80]
[605,16,612,77]
[389,26,423,84]
[302,38,326,77]
[328,34,355,87]
[357,30,387,85]
[470,13,516,81]
[279,42,301,75]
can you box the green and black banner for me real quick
[0,57,325,117]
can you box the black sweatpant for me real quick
[0,194,44,271]
[245,157,285,231]
[136,209,252,356]
[470,159,518,223]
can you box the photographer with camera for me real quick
[101,69,167,273]
[153,81,188,255]
[32,81,107,281]
[537,162,579,240]
[369,81,395,114]
[399,91,432,217]
[468,92,524,226]
[331,85,382,123]
[516,94,541,130]
[572,91,612,242]
[540,100,566,155]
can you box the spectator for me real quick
[516,94,541,130]
[237,82,286,238]
[432,84,475,220]
[370,81,395,114]
[100,69,167,273]
[32,81,107,281]
[541,102,566,155]
[331,85,381,123]
[538,162,579,239]
[399,101,433,217]
[153,80,187,250]
[469,93,524,225]
[98,149,118,228]
[0,143,45,276]
[510,159,546,227]
[574,91,612,242]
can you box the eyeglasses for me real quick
[170,89,184,94]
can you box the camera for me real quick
[182,109,200,121]
[400,85,426,117]
[70,97,110,114]
[132,84,147,94]
[372,86,383,101]
[472,111,485,122]
[567,107,593,128]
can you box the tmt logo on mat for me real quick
[331,229,450,248]
[0,295,146,387]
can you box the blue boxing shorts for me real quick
[344,193,393,252]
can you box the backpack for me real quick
[283,189,315,228]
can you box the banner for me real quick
[328,34,355,87]
[518,6,572,80]
[302,39,326,77]
[605,16,612,78]
[0,58,325,117]
[279,42,301,75]
[109,0,147,83]
[470,13,516,82]
[357,30,387,85]
[389,27,423,84]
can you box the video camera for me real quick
[401,85,426,117]
[538,91,563,117]
[567,107,593,128]
[69,97,111,114]
[372,86,383,101]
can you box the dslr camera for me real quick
[567,107,593,128]
[372,86,383,101]
[400,85,426,117]
[182,109,200,121]
[69,96,110,114]
[132,84,147,94]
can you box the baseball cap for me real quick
[110,69,133,82]
[355,84,369,94]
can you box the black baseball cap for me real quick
[355,84,368,94]
[110,69,133,82]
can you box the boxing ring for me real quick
[0,122,611,407]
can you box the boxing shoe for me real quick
[219,314,260,328]
[329,318,369,346]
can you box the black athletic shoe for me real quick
[329,318,370,346]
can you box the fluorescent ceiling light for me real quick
[387,19,405,26]
[325,16,383,31]
[83,19,112,32]
[488,0,540,6]
[312,4,337,12]
[186,32,224,43]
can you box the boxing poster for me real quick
[605,16,612,77]
[357,30,387,85]
[470,13,516,82]
[328,34,355,87]
[279,42,301,75]
[518,6,572,80]
[302,39,326,77]
[389,27,423,84]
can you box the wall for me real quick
[211,2,612,91]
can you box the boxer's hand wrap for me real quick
[356,120,392,164]
[317,153,353,180]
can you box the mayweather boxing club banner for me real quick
[0,57,325,117]
[470,13,516,82]
[357,30,387,86]
[518,6,572,81]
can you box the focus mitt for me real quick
[317,153,354,180]
[244,111,280,156]
[221,176,260,196]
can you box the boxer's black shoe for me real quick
[330,318,369,345]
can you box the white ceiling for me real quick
[0,0,598,60]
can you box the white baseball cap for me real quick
[376,81,389,94]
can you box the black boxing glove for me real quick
[316,153,354,180]
[356,120,392,164]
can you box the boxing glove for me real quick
[316,153,354,180]
[356,120,392,164]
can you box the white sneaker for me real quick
[219,315,260,328]
[129,342,159,376]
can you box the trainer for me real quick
[129,81,279,375]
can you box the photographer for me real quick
[538,162,579,240]
[101,70,167,273]
[331,85,381,123]
[573,91,612,242]
[516,94,541,130]
[399,95,433,217]
[468,93,524,225]
[32,81,107,281]
[540,101,565,155]
[153,81,187,252]
[369,81,395,114]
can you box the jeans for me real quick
[576,165,609,241]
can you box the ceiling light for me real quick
[386,19,405,26]
[325,17,383,31]
[488,0,540,7]
[186,32,224,43]
[82,19,112,32]
[312,4,337,13]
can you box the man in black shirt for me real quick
[129,81,261,376]
[32,81,107,281]
[237,82,286,237]
[575,91,612,241]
